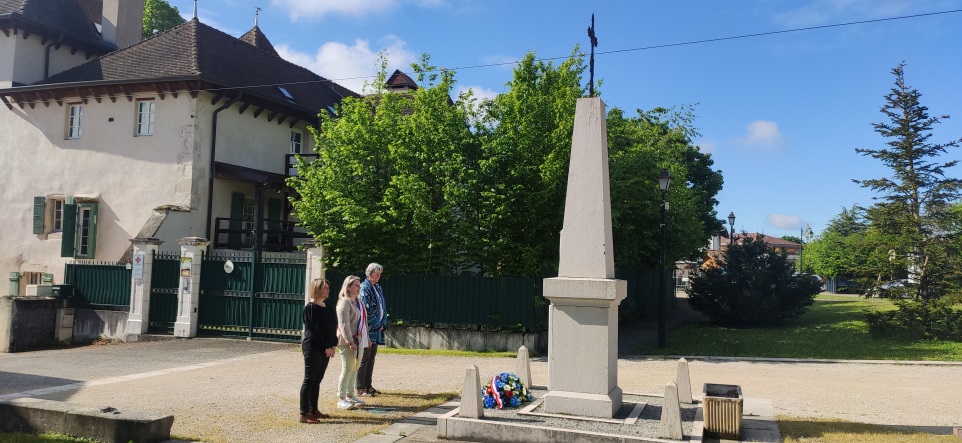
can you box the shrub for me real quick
[687,234,822,327]
[864,299,962,341]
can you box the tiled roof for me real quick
[239,25,278,57]
[36,18,358,115]
[386,69,418,91]
[0,0,105,48]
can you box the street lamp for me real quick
[657,169,671,348]
[727,211,736,242]
[800,225,812,273]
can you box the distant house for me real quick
[700,231,802,269]
[0,0,357,295]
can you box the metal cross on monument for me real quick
[587,13,598,97]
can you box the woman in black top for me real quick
[300,278,338,423]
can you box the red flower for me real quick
[505,390,513,398]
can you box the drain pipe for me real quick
[43,34,64,79]
[204,92,244,243]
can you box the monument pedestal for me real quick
[543,277,626,418]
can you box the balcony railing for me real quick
[285,153,319,177]
[213,217,312,251]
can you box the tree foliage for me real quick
[853,62,962,299]
[289,50,724,277]
[143,0,186,39]
[687,235,821,327]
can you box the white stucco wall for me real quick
[1,33,97,87]
[1,89,319,293]
[0,94,199,292]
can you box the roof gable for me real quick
[239,25,278,57]
[34,18,358,115]
[0,0,105,49]
[386,69,418,92]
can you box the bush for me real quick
[687,234,822,327]
[864,299,962,341]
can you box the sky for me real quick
[170,0,962,240]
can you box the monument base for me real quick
[542,387,623,419]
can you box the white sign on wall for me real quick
[132,252,145,279]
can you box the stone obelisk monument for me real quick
[541,97,627,419]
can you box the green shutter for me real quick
[229,192,245,246]
[33,196,46,234]
[61,203,77,257]
[86,202,98,258]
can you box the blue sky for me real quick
[171,0,962,239]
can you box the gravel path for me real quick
[2,340,960,442]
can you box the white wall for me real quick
[2,33,97,87]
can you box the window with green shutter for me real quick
[33,197,45,234]
[60,201,98,258]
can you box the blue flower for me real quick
[527,394,533,401]
[496,381,505,389]
[510,397,520,407]
[484,396,495,408]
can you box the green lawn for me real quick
[638,295,962,361]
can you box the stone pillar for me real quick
[173,237,208,338]
[304,241,325,305]
[460,364,484,418]
[125,238,163,341]
[542,97,627,419]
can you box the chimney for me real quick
[102,0,146,49]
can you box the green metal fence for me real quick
[198,251,306,341]
[326,267,666,331]
[64,261,131,310]
[148,252,180,333]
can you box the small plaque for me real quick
[224,260,234,274]
[131,252,145,279]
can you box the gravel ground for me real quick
[2,339,961,442]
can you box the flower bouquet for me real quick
[481,372,533,409]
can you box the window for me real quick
[33,196,65,235]
[278,86,295,103]
[66,104,83,139]
[290,131,302,154]
[135,100,156,136]
[60,200,98,259]
[242,197,255,247]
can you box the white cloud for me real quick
[695,139,717,153]
[275,36,417,94]
[270,0,445,21]
[735,120,783,149]
[768,214,803,229]
[772,0,915,28]
[456,85,499,103]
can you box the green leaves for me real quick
[142,0,185,39]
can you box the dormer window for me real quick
[278,86,295,103]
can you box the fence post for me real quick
[303,240,325,305]
[125,237,164,342]
[174,237,209,338]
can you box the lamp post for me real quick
[801,225,813,273]
[727,211,736,242]
[657,169,671,348]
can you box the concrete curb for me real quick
[624,355,962,366]
[0,398,173,443]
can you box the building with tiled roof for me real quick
[0,0,358,297]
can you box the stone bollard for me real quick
[676,357,693,403]
[460,364,483,418]
[517,345,533,389]
[659,381,683,440]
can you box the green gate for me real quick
[199,251,306,341]
[64,261,131,310]
[148,251,180,333]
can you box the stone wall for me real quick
[386,326,547,355]
[73,309,129,342]
[0,296,60,352]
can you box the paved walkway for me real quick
[2,297,960,442]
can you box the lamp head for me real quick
[727,211,735,227]
[658,169,671,193]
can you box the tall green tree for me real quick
[143,0,186,39]
[288,55,480,274]
[473,50,585,276]
[853,62,962,299]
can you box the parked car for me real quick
[794,273,826,292]
[867,279,913,298]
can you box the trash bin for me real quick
[52,284,74,298]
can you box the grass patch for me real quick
[779,416,959,442]
[328,390,457,440]
[638,295,962,360]
[0,432,103,443]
